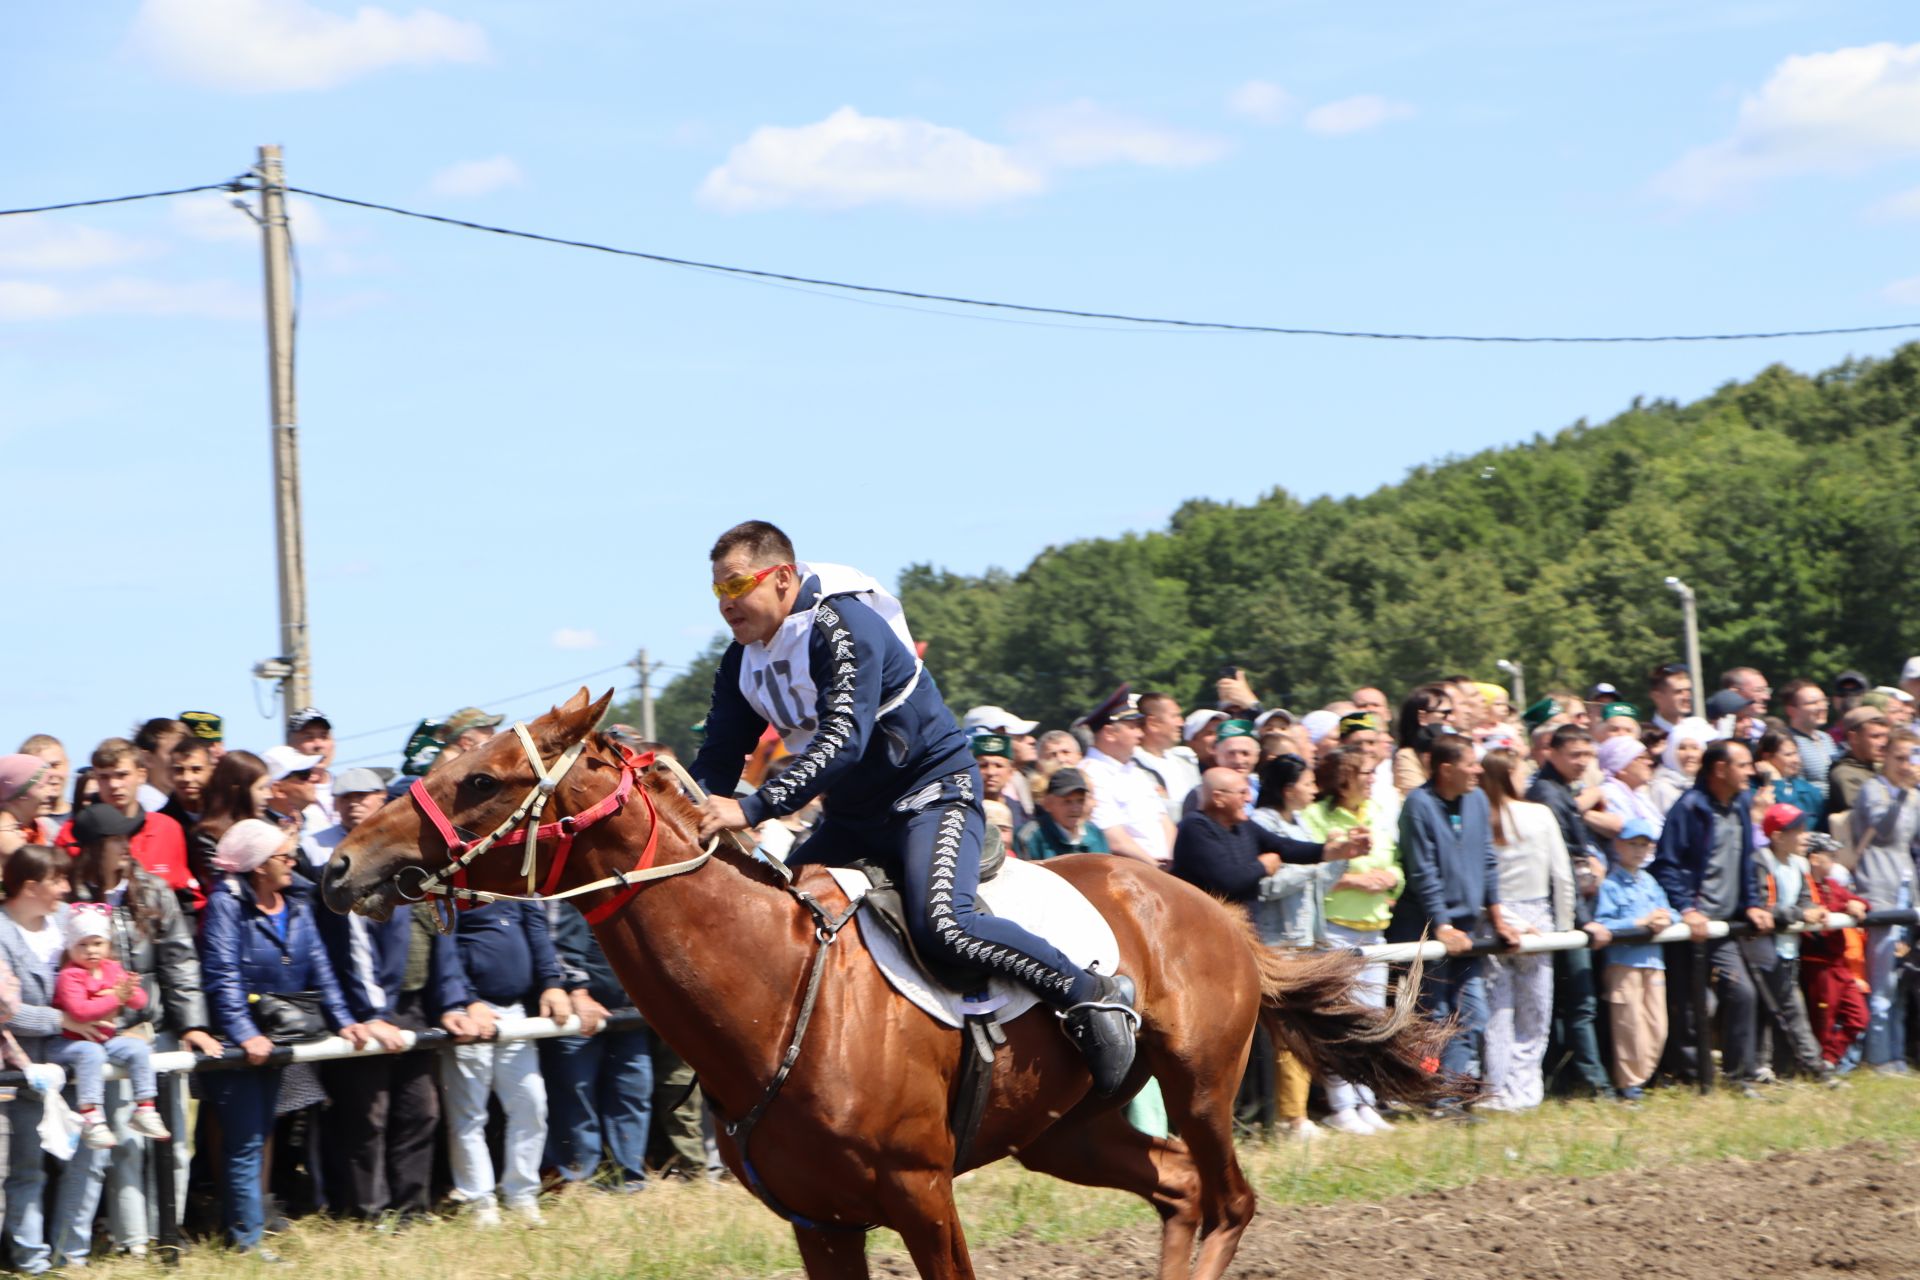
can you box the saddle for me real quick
[822,844,1120,1168]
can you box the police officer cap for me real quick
[1077,683,1143,730]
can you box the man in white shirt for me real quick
[1078,685,1176,868]
[1134,691,1200,821]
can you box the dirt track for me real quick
[878,1141,1920,1279]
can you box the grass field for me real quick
[100,1075,1920,1278]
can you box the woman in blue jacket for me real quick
[198,819,368,1255]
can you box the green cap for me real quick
[969,732,1013,760]
[1215,718,1258,742]
[1601,701,1641,721]
[1521,697,1561,730]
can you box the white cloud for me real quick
[698,107,1046,212]
[1658,42,1920,203]
[0,277,254,323]
[1011,99,1230,169]
[0,223,153,272]
[1884,274,1920,305]
[429,155,524,198]
[1303,95,1416,136]
[1867,185,1920,221]
[171,192,333,244]
[549,627,602,651]
[1228,79,1294,126]
[130,0,488,93]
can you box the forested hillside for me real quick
[630,345,1920,754]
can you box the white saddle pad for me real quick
[825,856,1120,1031]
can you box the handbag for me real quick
[247,991,329,1045]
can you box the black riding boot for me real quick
[1060,974,1140,1095]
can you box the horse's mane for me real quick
[587,732,793,892]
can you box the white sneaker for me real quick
[467,1201,502,1229]
[1322,1109,1376,1136]
[1356,1105,1393,1134]
[128,1107,172,1141]
[81,1118,118,1150]
[504,1198,544,1226]
[1285,1119,1323,1143]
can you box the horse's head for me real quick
[321,687,616,920]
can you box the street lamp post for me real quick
[1664,577,1703,712]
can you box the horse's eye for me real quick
[468,774,499,796]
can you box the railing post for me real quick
[154,1067,181,1266]
[1691,941,1714,1095]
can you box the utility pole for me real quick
[255,144,312,719]
[1496,658,1526,716]
[635,648,657,741]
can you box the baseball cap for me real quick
[1587,682,1621,702]
[1834,670,1870,695]
[1762,803,1808,838]
[1044,766,1091,796]
[1874,685,1915,705]
[1252,708,1296,732]
[1705,689,1753,720]
[1904,656,1920,684]
[286,707,331,734]
[1616,817,1657,844]
[330,767,386,797]
[443,707,505,739]
[69,803,143,844]
[961,705,1039,736]
[1842,705,1889,732]
[261,744,324,782]
[1182,709,1227,742]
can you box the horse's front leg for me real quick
[880,1171,975,1280]
[793,1224,871,1279]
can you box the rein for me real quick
[400,723,713,928]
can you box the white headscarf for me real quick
[1660,716,1719,774]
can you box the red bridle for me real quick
[402,727,682,927]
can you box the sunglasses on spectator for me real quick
[712,563,793,601]
[285,769,316,782]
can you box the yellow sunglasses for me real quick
[711,563,792,601]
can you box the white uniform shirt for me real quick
[1083,746,1171,866]
[1135,746,1201,822]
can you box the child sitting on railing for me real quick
[48,902,171,1148]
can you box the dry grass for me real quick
[83,1075,1920,1278]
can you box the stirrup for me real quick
[1059,975,1140,1095]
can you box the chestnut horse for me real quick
[323,691,1450,1279]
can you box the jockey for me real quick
[689,520,1139,1094]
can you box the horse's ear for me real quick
[539,688,612,750]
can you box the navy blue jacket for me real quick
[1650,783,1760,918]
[200,876,355,1044]
[546,902,632,1013]
[1388,785,1500,943]
[1170,811,1321,903]
[1525,762,1597,925]
[313,902,467,1024]
[446,900,564,1008]
[691,580,972,828]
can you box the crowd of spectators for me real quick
[0,709,704,1267]
[0,653,1917,1261]
[954,656,1920,1135]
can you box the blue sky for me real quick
[4,1,1919,764]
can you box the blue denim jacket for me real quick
[1595,867,1673,970]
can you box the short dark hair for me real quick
[709,520,794,568]
[132,718,187,753]
[1549,724,1593,752]
[1648,663,1690,691]
[2,844,62,900]
[1777,677,1823,709]
[1700,738,1749,782]
[1137,691,1178,718]
[169,736,211,763]
[1428,734,1474,770]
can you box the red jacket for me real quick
[56,809,202,909]
[1802,875,1867,973]
[53,958,148,1036]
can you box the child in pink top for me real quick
[48,903,171,1149]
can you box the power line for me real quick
[8,178,1920,344]
[285,185,1920,346]
[0,182,240,217]
[332,662,639,745]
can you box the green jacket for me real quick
[1300,798,1403,931]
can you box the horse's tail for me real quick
[1240,920,1461,1110]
